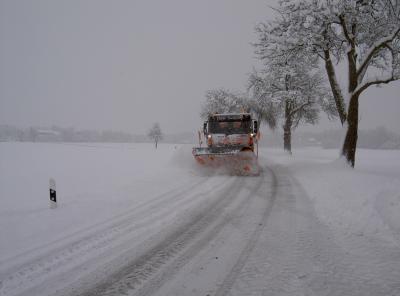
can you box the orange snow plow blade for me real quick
[192,147,260,176]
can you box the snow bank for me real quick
[261,147,400,246]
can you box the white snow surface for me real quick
[0,142,399,296]
[266,147,400,245]
[0,143,194,262]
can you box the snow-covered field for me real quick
[263,147,400,245]
[0,143,198,262]
[1,142,399,296]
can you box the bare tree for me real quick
[148,123,163,149]
[255,0,400,166]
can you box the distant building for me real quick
[36,129,61,142]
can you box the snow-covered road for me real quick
[1,143,400,296]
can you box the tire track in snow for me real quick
[76,175,264,296]
[0,177,202,269]
[224,163,400,296]
[213,166,278,296]
[133,174,267,296]
[225,164,306,296]
[0,175,229,296]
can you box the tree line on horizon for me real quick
[0,125,137,143]
[1,124,400,150]
[0,124,195,144]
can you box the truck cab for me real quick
[203,113,258,151]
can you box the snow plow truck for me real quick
[192,113,260,175]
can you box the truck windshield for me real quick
[208,119,252,134]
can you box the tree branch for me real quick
[357,27,400,82]
[288,100,312,118]
[354,73,399,97]
[338,14,355,46]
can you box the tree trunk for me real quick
[282,96,293,154]
[324,50,347,124]
[342,40,359,167]
[283,115,292,154]
[155,140,158,149]
[283,125,292,153]
[341,93,359,167]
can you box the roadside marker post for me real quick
[49,178,57,209]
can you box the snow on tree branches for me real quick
[251,5,337,153]
[248,62,336,153]
[200,89,250,119]
[255,0,400,166]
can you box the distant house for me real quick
[36,129,61,142]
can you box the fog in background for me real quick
[1,0,399,136]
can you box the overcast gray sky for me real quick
[1,0,399,135]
